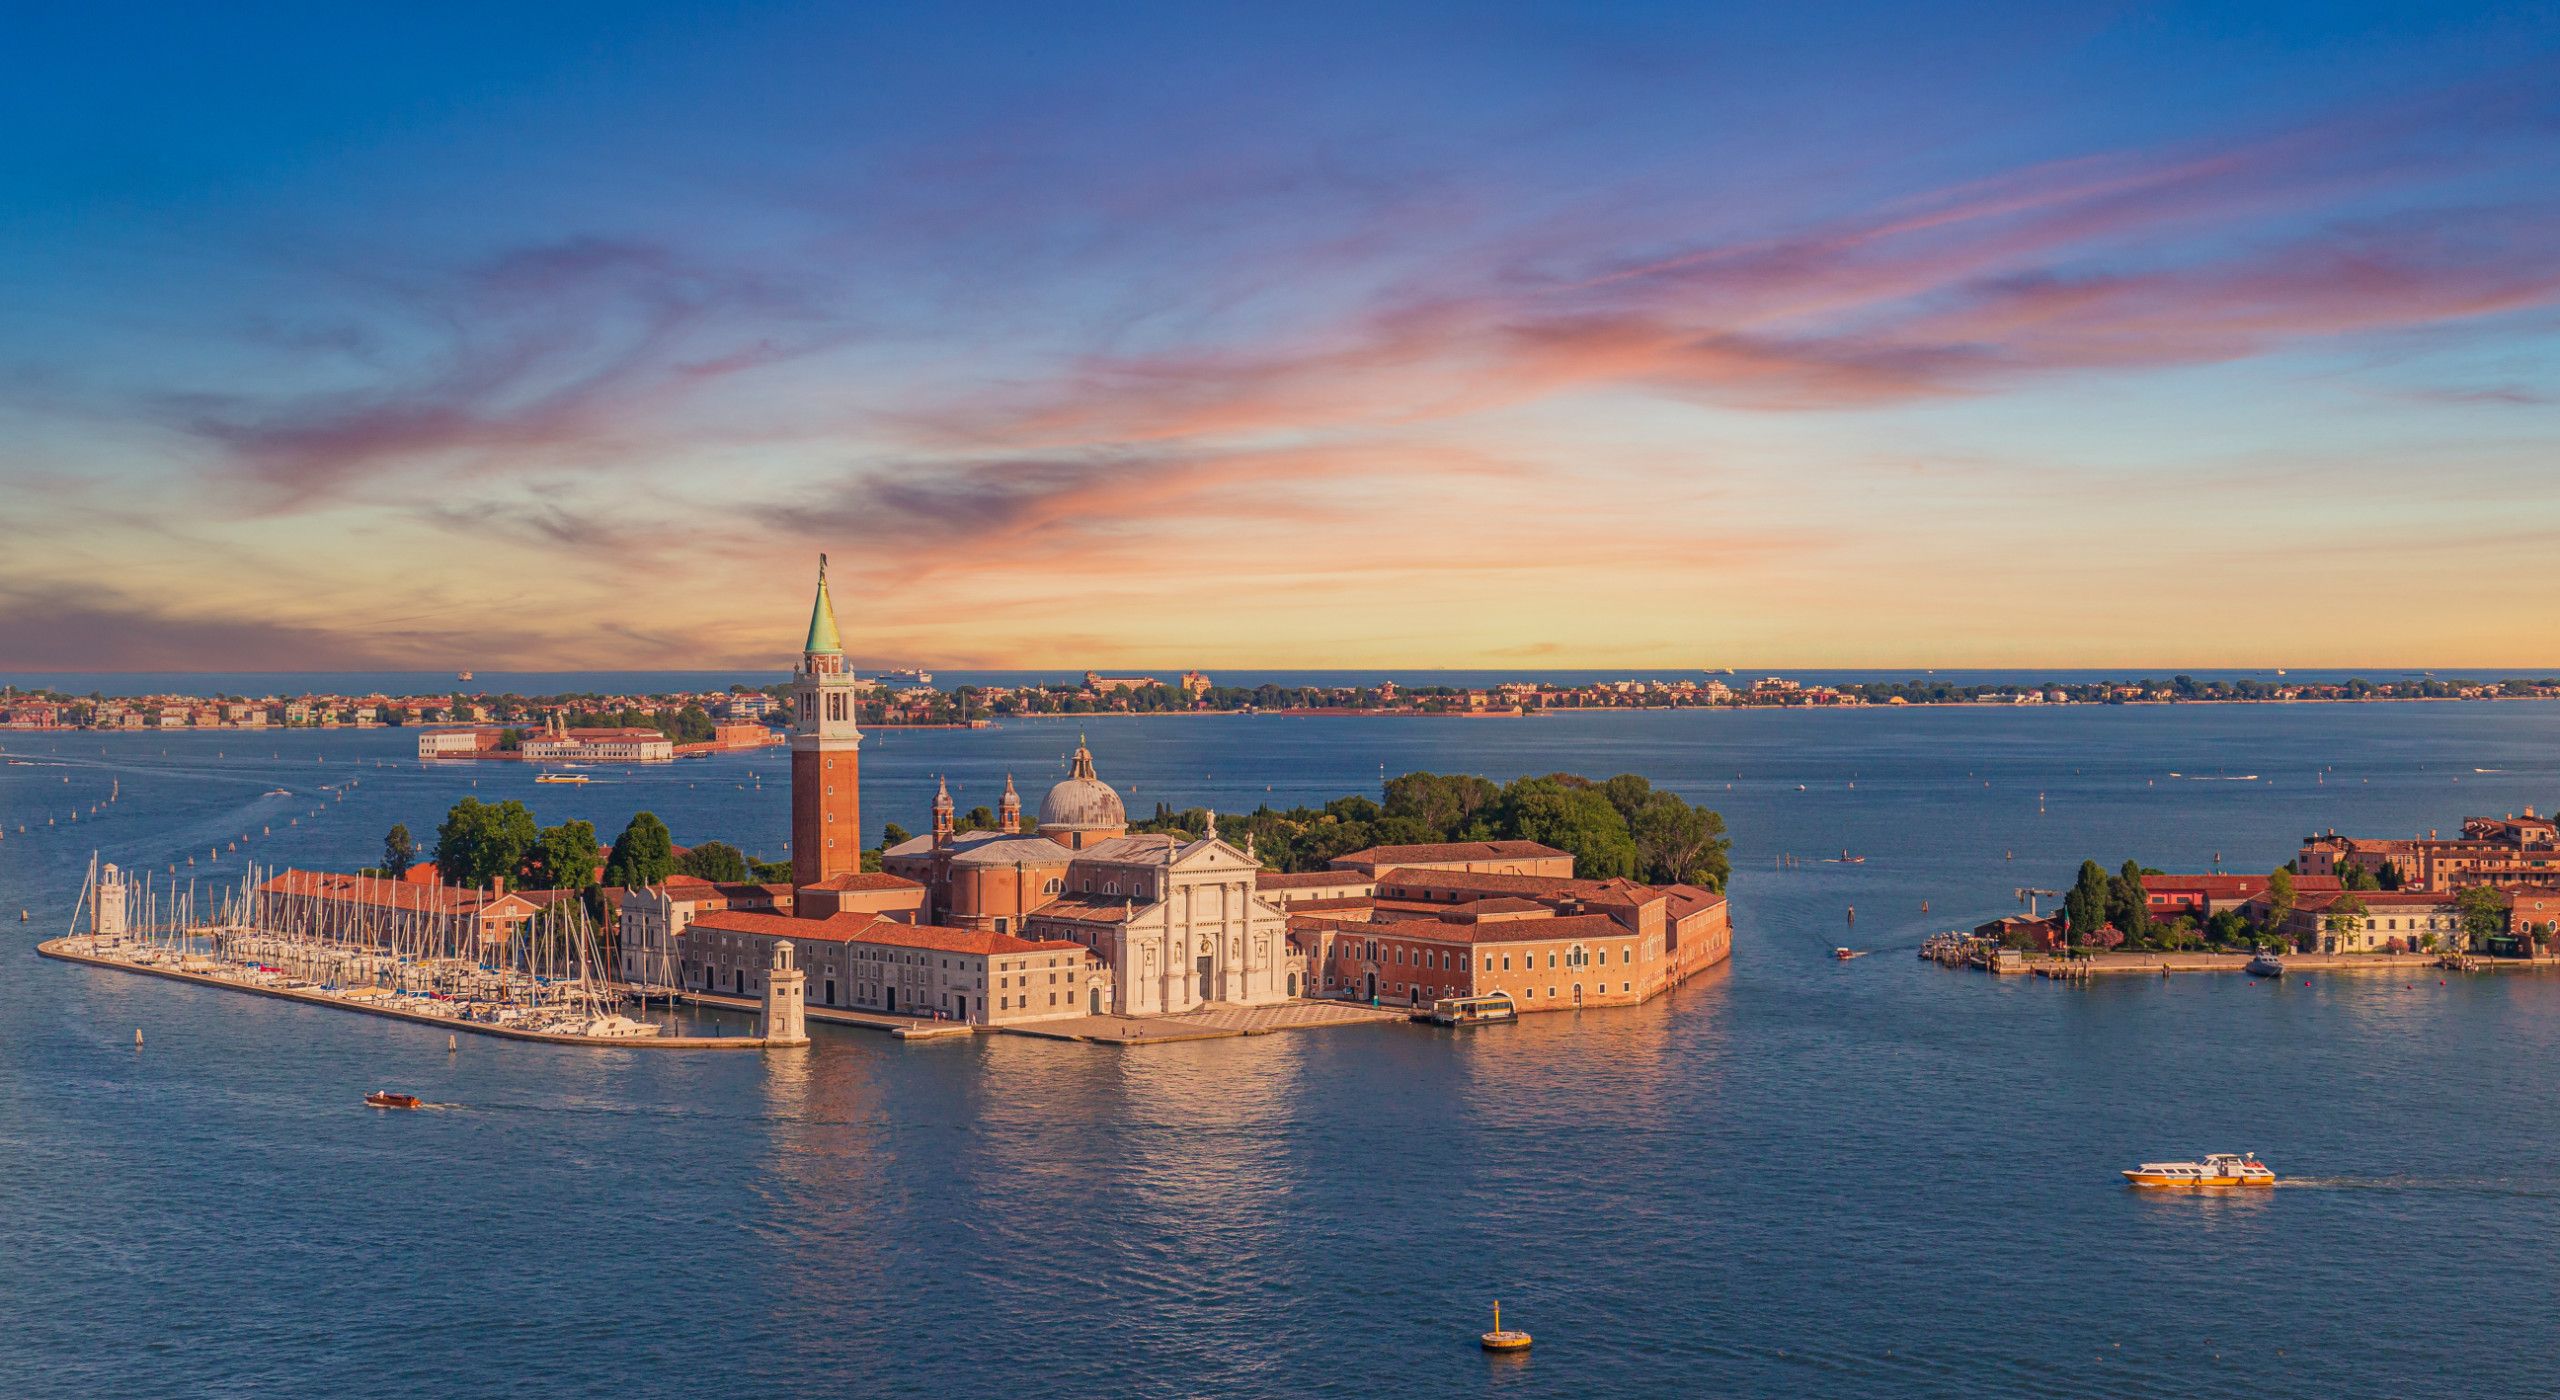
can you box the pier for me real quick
[38,937,777,1048]
[43,857,792,1050]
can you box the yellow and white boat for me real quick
[2121,1152,2274,1188]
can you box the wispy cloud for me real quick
[949,76,2560,447]
[162,237,844,507]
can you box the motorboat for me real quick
[364,1091,423,1110]
[2246,953,2285,978]
[534,772,589,784]
[2122,1152,2275,1188]
[1414,992,1518,1027]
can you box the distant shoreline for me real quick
[9,689,2560,736]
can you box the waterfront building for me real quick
[2298,809,2560,892]
[2282,889,2476,953]
[1295,866,1730,1010]
[519,721,676,763]
[615,875,792,986]
[2142,872,2340,920]
[417,727,501,759]
[679,908,1104,1024]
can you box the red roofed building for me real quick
[2142,873,2340,920]
[1326,840,1573,878]
[615,875,795,986]
[253,869,543,954]
[681,908,1106,1025]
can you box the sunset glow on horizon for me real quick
[3,4,2557,672]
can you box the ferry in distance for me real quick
[2122,1153,2275,1188]
[535,772,590,785]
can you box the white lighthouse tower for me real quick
[91,860,129,942]
[762,939,809,1046]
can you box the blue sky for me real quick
[2,2,2555,670]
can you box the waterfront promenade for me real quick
[676,985,1407,1044]
[2009,950,2554,977]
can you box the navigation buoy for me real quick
[134,1029,143,1048]
[448,1034,458,1053]
[1481,1301,1530,1352]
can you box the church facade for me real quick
[880,742,1294,1015]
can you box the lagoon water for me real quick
[5,701,2560,1398]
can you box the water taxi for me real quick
[2121,1153,2274,1188]
[534,772,590,784]
[1415,992,1517,1027]
[365,1091,423,1110]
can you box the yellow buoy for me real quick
[1481,1300,1530,1353]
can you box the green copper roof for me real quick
[805,556,843,654]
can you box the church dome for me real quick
[1038,739,1126,832]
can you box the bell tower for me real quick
[790,554,863,890]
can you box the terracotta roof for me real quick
[1331,840,1568,867]
[260,868,489,914]
[1256,869,1374,889]
[687,908,1082,957]
[1304,912,1632,946]
[1027,895,1141,924]
[800,872,925,892]
[1658,884,1727,920]
[2296,889,2478,910]
[1443,897,1548,918]
[1373,868,1661,908]
[1279,896,1378,916]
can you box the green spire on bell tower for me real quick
[805,553,843,655]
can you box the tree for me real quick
[2206,909,2252,947]
[523,820,602,893]
[1493,776,1639,879]
[2454,885,2506,950]
[2323,892,2369,950]
[2261,868,2298,937]
[665,704,717,745]
[1381,771,1500,836]
[1628,791,1731,891]
[2066,860,2112,943]
[2376,861,2405,890]
[603,812,675,889]
[436,798,539,889]
[678,841,751,883]
[2340,863,2380,892]
[381,823,417,878]
[2108,859,2153,944]
[881,822,911,848]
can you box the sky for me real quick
[2,2,2556,673]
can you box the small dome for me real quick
[1039,740,1126,832]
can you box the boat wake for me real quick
[2278,1175,2560,1198]
[2166,772,2259,781]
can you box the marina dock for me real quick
[38,938,777,1048]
